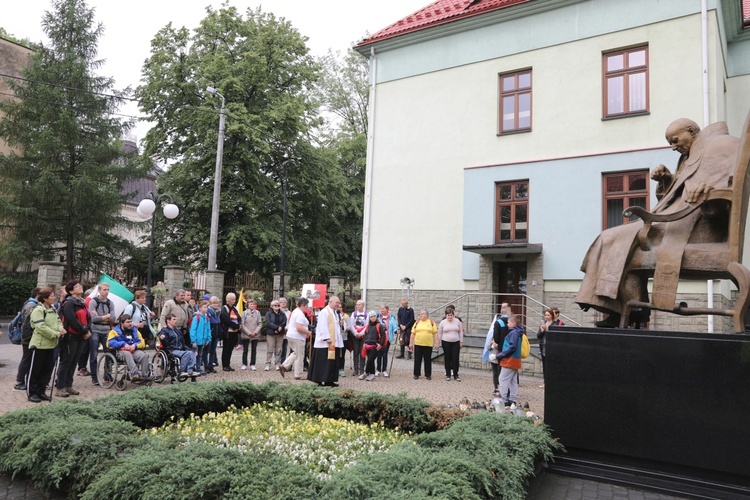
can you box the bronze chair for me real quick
[622,110,750,333]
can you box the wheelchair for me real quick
[97,348,154,391]
[151,346,198,384]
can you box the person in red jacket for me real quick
[55,281,91,398]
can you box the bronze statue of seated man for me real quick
[576,118,740,327]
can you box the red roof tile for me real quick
[356,0,529,47]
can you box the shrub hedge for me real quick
[0,381,561,499]
[0,274,37,315]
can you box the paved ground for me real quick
[0,334,686,499]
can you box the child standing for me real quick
[189,302,212,375]
[497,314,524,409]
[206,296,222,373]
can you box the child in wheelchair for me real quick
[158,313,201,378]
[106,315,152,381]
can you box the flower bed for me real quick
[0,381,561,499]
[151,402,412,478]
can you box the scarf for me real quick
[327,306,336,359]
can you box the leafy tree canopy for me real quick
[137,5,363,282]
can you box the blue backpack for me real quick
[8,309,24,345]
[8,299,38,344]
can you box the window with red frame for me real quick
[499,70,531,134]
[495,181,528,243]
[603,171,649,229]
[603,46,648,118]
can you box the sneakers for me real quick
[13,383,26,391]
[77,368,90,376]
[92,380,100,386]
[365,374,376,382]
[66,387,80,395]
[375,371,380,377]
[38,393,51,402]
[234,344,243,350]
[264,365,270,371]
[131,372,142,382]
[395,355,404,359]
[275,366,280,371]
[55,388,69,398]
[414,376,420,380]
[382,371,389,378]
[446,376,452,381]
[358,373,367,380]
[180,372,189,377]
[222,367,234,372]
[241,365,247,370]
[250,365,257,371]
[425,376,431,380]
[28,394,42,403]
[493,389,500,396]
[454,376,461,382]
[339,369,346,377]
[190,371,201,377]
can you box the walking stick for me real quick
[390,330,400,370]
[49,351,60,401]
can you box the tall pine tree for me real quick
[0,0,142,279]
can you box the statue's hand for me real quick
[684,182,712,204]
[651,164,672,182]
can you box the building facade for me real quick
[355,0,750,333]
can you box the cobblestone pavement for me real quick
[0,335,686,499]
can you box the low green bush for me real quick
[0,381,561,499]
[82,441,321,499]
[0,274,37,315]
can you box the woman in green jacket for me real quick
[27,287,65,403]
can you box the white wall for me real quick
[364,10,735,292]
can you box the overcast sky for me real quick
[2,0,429,142]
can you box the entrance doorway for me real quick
[494,261,527,316]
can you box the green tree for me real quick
[137,5,352,281]
[313,49,371,281]
[0,0,143,279]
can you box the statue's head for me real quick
[665,118,700,155]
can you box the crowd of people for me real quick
[9,282,559,407]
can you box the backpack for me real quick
[8,309,24,345]
[9,299,37,344]
[520,333,530,359]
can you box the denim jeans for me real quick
[208,323,220,367]
[172,349,196,373]
[88,330,109,382]
[376,344,391,372]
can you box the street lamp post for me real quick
[137,192,179,310]
[279,158,290,298]
[206,86,226,271]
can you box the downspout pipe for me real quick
[360,46,377,303]
[702,0,714,333]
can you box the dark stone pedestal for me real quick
[545,327,750,481]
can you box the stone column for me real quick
[329,276,344,298]
[273,272,291,298]
[36,262,65,288]
[204,270,226,302]
[162,265,186,298]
